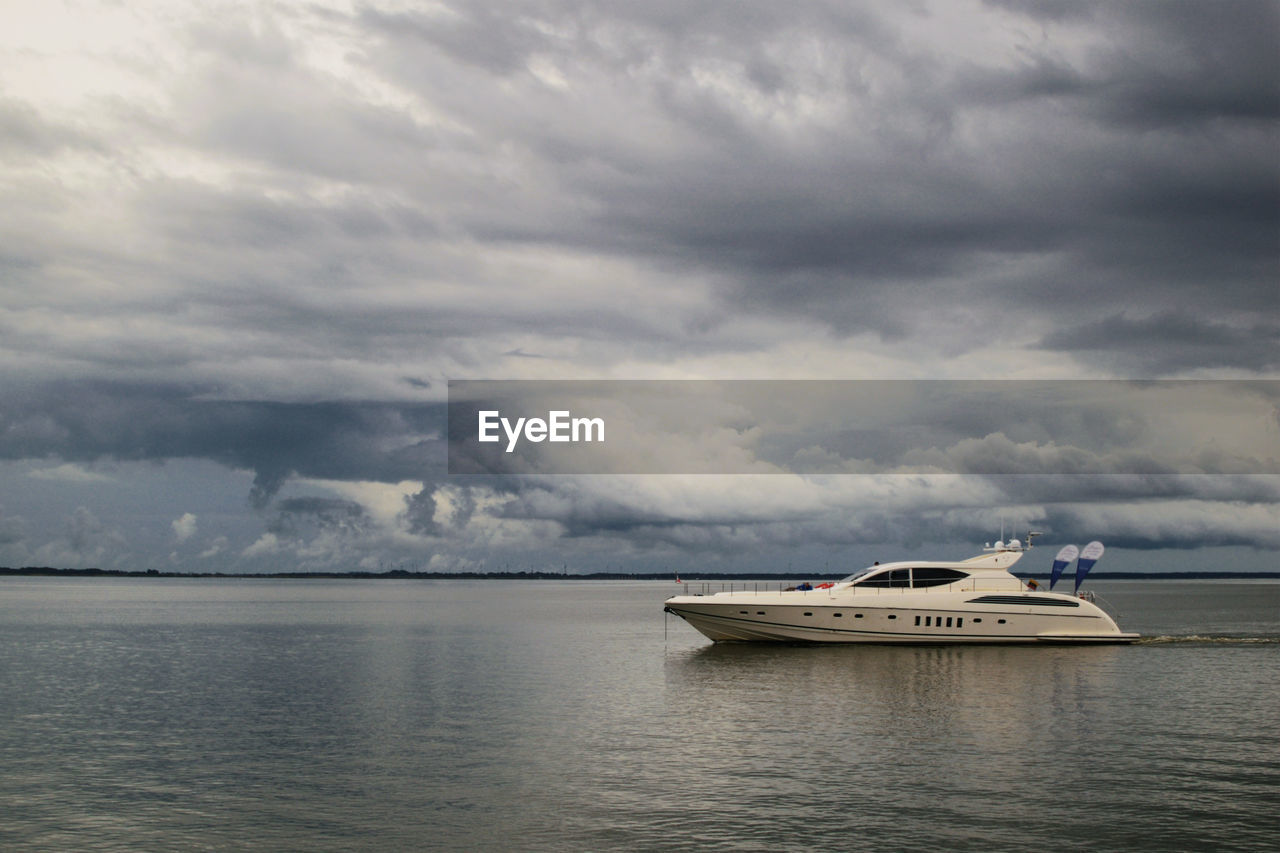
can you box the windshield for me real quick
[839,565,882,584]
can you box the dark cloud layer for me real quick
[4,0,1274,379]
[346,0,1280,366]
[1037,313,1280,375]
[0,382,445,509]
[269,497,371,536]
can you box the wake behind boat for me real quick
[663,535,1138,644]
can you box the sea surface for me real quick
[1,578,1277,852]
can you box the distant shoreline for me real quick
[2,567,1278,580]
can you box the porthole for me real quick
[887,614,897,620]
[973,618,982,624]
[833,613,843,618]
[756,611,766,615]
[854,613,863,619]
[998,618,1007,624]
[739,610,748,614]
[804,611,813,616]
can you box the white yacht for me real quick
[663,536,1138,644]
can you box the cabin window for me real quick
[973,618,982,624]
[833,613,843,618]
[854,613,863,618]
[957,618,963,627]
[887,614,898,620]
[915,616,921,626]
[756,611,766,615]
[998,619,1007,624]
[859,567,969,588]
[804,612,813,616]
[946,617,953,627]
[910,568,970,588]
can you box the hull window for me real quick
[968,594,1080,608]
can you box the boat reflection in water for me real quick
[664,536,1138,644]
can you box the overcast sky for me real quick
[1,0,1277,574]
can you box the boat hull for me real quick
[664,594,1139,644]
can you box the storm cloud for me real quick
[0,0,1275,572]
[0,382,444,507]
